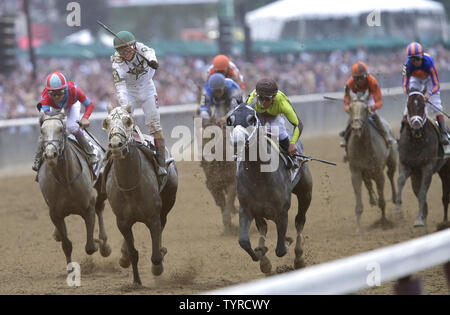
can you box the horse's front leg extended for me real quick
[238,207,259,261]
[415,165,433,227]
[396,163,411,217]
[351,167,364,232]
[83,202,98,255]
[275,210,289,258]
[146,215,166,276]
[255,217,271,274]
[50,213,72,266]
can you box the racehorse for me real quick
[102,106,178,285]
[37,113,111,266]
[228,103,312,274]
[346,90,398,231]
[200,103,237,235]
[396,90,450,228]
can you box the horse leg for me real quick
[372,170,393,229]
[293,165,312,269]
[363,175,377,206]
[206,179,230,232]
[255,217,271,274]
[50,213,72,266]
[438,163,450,230]
[223,181,238,235]
[414,166,433,227]
[146,215,166,276]
[386,151,398,204]
[351,167,364,232]
[117,219,141,285]
[396,163,411,218]
[95,192,111,257]
[275,210,289,258]
[82,203,98,255]
[238,207,259,261]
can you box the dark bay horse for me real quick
[228,104,312,274]
[37,113,111,266]
[346,90,398,231]
[396,90,450,228]
[200,104,237,234]
[102,106,178,285]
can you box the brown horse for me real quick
[102,106,178,285]
[396,90,450,228]
[346,90,398,231]
[37,113,111,267]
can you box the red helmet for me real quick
[46,72,67,90]
[351,62,368,77]
[212,55,230,71]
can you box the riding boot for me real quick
[155,137,168,186]
[279,137,296,169]
[74,130,99,167]
[436,115,450,145]
[371,112,392,147]
[32,138,43,172]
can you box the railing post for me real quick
[394,275,423,295]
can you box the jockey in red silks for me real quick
[402,41,449,145]
[206,54,245,91]
[32,72,98,171]
[340,61,393,148]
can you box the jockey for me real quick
[402,41,448,145]
[247,78,303,157]
[206,54,245,91]
[340,61,392,148]
[32,72,98,172]
[110,30,167,180]
[200,73,242,126]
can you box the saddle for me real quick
[67,137,103,181]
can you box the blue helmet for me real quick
[209,73,226,90]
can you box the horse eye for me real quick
[227,115,235,126]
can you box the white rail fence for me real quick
[206,228,450,295]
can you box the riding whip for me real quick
[426,100,450,119]
[294,153,337,166]
[323,96,343,102]
[77,121,106,152]
[96,20,156,69]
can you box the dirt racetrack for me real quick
[0,134,448,295]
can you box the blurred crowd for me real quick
[1,45,450,119]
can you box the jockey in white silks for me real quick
[110,30,167,180]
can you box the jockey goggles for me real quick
[49,89,65,97]
[257,93,275,102]
[353,74,366,81]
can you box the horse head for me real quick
[349,89,370,138]
[227,103,260,154]
[102,105,135,159]
[407,89,427,139]
[40,112,66,167]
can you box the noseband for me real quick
[107,109,133,156]
[42,117,66,158]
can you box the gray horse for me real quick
[228,104,312,274]
[37,113,111,266]
[396,91,450,228]
[102,106,178,285]
[200,108,237,234]
[346,90,398,231]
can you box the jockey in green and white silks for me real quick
[110,30,167,179]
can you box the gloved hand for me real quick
[368,106,376,114]
[79,117,90,129]
[288,143,298,156]
[148,60,159,70]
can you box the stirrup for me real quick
[340,139,346,148]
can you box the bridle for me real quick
[41,116,66,158]
[106,108,134,157]
[408,91,426,130]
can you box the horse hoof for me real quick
[119,257,130,269]
[414,219,425,227]
[151,263,164,276]
[294,257,306,269]
[86,244,98,255]
[100,243,112,257]
[259,256,272,274]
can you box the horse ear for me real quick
[107,104,113,114]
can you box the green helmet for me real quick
[113,31,136,49]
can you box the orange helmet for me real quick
[406,42,424,58]
[351,61,368,77]
[212,54,230,71]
